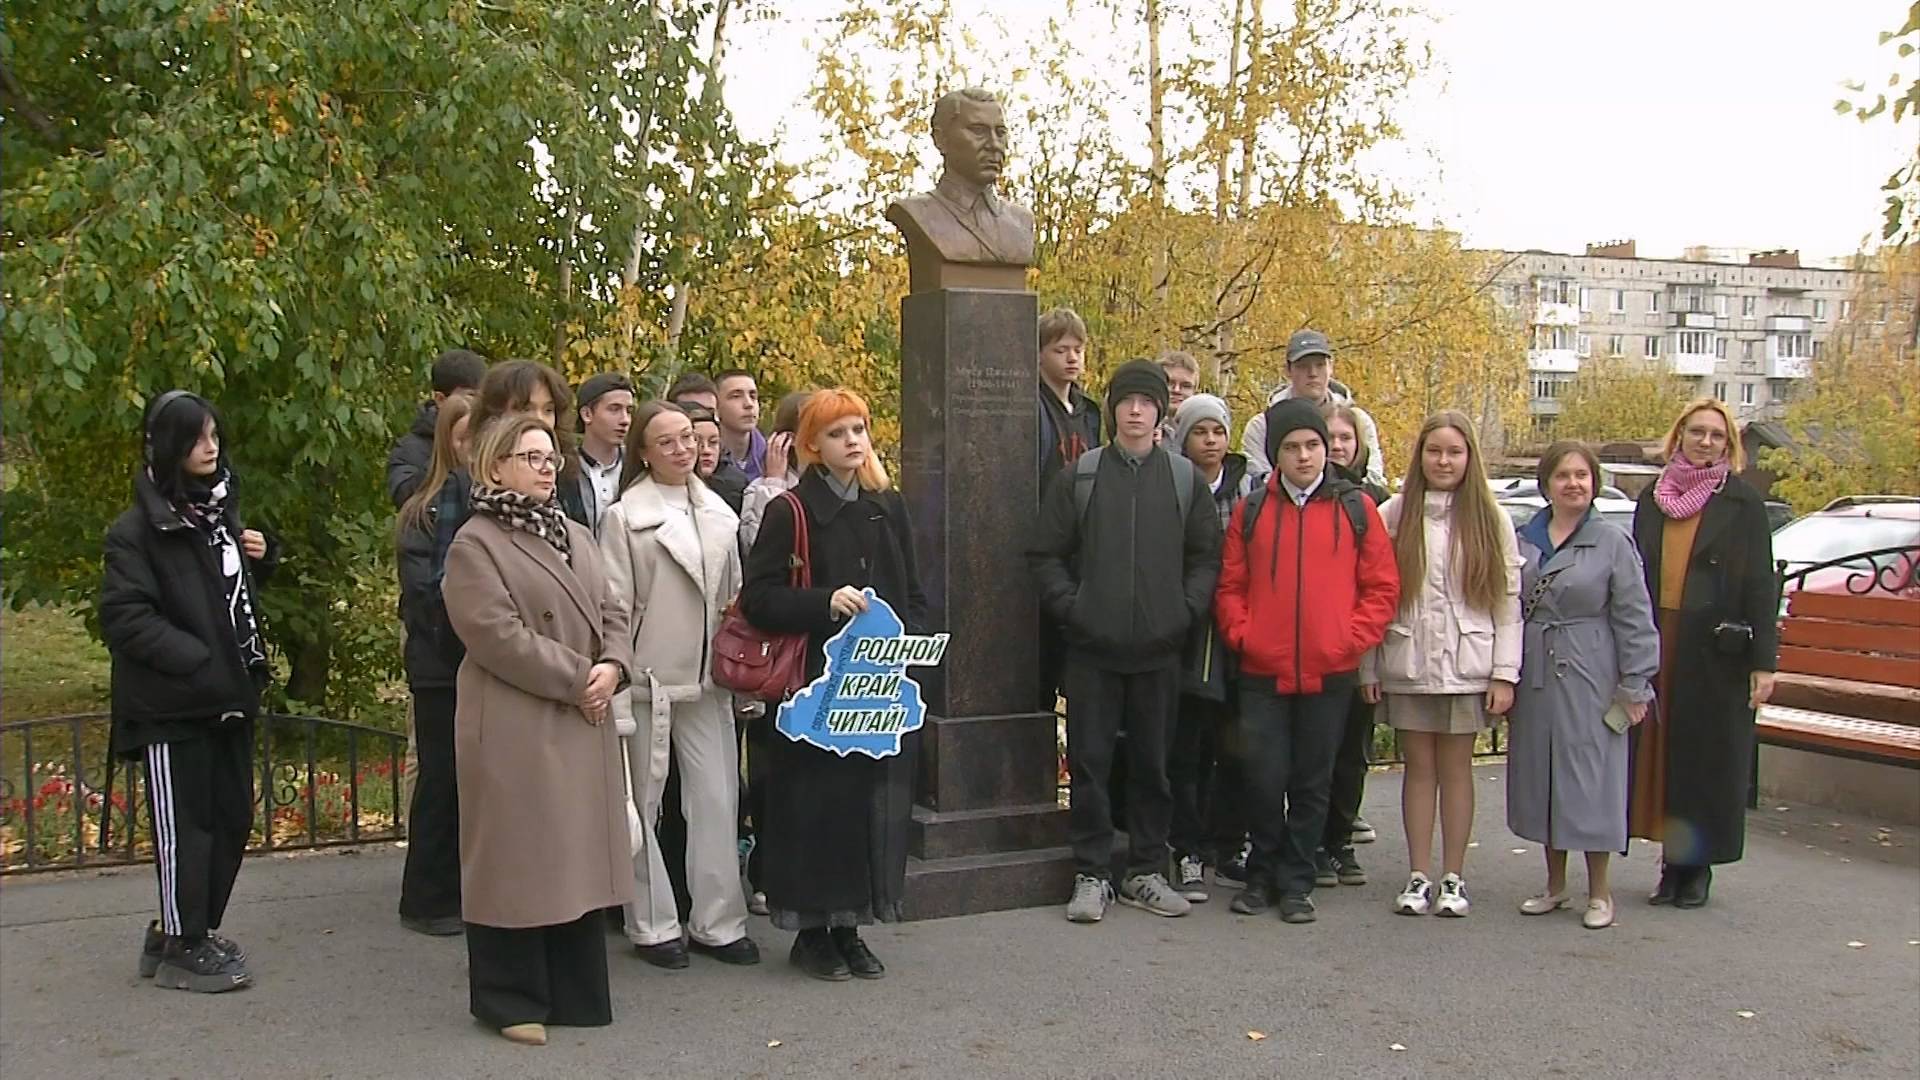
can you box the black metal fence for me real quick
[1777,545,1920,597]
[0,712,408,875]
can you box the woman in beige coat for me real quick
[443,414,634,1046]
[600,402,756,970]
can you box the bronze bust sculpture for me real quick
[886,88,1036,293]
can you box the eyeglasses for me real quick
[652,433,700,452]
[505,450,561,472]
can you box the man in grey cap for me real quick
[1239,330,1386,488]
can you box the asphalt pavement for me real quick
[3,764,1916,1079]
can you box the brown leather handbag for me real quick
[711,491,812,700]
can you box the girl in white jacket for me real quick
[1361,411,1522,918]
[600,402,757,969]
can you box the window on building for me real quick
[1611,289,1626,313]
[1775,333,1812,359]
[1576,333,1591,357]
[1648,291,1661,315]
[1608,334,1624,356]
[1877,302,1889,322]
[1678,330,1712,355]
[1533,325,1575,351]
[1742,295,1757,317]
[1713,381,1727,401]
[1812,339,1824,359]
[1716,338,1728,359]
[1814,299,1827,320]
[1740,383,1755,406]
[1578,287,1591,312]
[1677,287,1706,313]
[1645,335,1662,358]
[1532,377,1566,400]
[1716,295,1729,317]
[1742,340,1755,361]
[1840,299,1853,320]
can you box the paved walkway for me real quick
[3,765,1917,1079]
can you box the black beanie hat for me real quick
[1262,399,1330,467]
[1105,359,1171,428]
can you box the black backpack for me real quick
[1240,479,1371,545]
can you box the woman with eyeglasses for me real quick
[442,414,633,1046]
[598,402,757,971]
[1628,398,1778,910]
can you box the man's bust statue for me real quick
[886,88,1035,294]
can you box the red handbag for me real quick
[711,490,812,700]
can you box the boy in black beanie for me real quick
[1028,359,1222,924]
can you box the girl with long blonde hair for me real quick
[1361,410,1522,919]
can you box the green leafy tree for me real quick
[2,0,741,719]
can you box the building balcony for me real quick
[1528,397,1565,416]
[1534,302,1580,327]
[1766,315,1810,333]
[1768,354,1810,379]
[1527,348,1580,374]
[1670,311,1717,329]
[1670,353,1717,377]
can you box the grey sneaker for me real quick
[1278,894,1317,924]
[1350,816,1378,844]
[1066,874,1114,923]
[1332,850,1368,886]
[1119,872,1193,918]
[1313,850,1339,888]
[1172,853,1210,903]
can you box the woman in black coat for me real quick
[100,391,277,993]
[393,392,474,936]
[740,389,927,983]
[1629,398,1778,909]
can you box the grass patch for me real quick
[2,605,109,721]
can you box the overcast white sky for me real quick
[722,0,1911,260]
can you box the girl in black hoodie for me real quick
[100,391,276,993]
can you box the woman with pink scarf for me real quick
[1627,398,1779,910]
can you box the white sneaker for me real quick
[1066,874,1114,923]
[1393,872,1434,915]
[1173,854,1210,903]
[1435,873,1471,917]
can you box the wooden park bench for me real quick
[1758,590,1920,770]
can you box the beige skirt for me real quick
[1383,692,1490,735]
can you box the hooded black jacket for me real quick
[100,471,278,758]
[386,401,438,509]
[1028,443,1222,673]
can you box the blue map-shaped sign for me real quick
[776,589,949,759]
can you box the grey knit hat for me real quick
[1169,394,1231,457]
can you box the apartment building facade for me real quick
[1492,242,1874,428]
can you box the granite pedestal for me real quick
[897,288,1074,919]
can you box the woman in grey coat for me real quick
[1507,443,1659,930]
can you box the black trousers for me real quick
[1238,674,1355,899]
[1064,658,1179,880]
[466,912,611,1028]
[657,748,694,923]
[1168,694,1245,863]
[400,688,461,920]
[1319,688,1375,855]
[142,724,253,940]
[743,706,775,889]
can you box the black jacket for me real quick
[397,510,465,691]
[1028,443,1223,672]
[387,402,437,509]
[739,468,927,922]
[1630,474,1779,865]
[1332,460,1390,505]
[100,471,278,758]
[705,459,749,513]
[1182,453,1254,700]
[1037,384,1102,496]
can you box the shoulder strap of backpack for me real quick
[1168,453,1195,522]
[1071,447,1103,521]
[1338,485,1370,541]
[1240,484,1269,544]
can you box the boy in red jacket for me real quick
[1214,400,1398,923]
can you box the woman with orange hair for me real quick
[1629,398,1777,909]
[739,389,927,982]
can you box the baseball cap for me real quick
[1286,329,1333,366]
